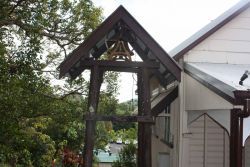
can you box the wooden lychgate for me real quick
[58,6,181,167]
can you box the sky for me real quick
[92,0,241,102]
[92,0,240,52]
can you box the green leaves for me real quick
[112,144,137,167]
[0,0,105,166]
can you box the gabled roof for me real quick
[169,0,250,104]
[58,6,181,86]
[170,0,250,60]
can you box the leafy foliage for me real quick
[116,99,138,115]
[107,128,137,144]
[113,99,137,131]
[112,144,137,167]
[0,0,121,166]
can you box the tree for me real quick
[0,0,120,166]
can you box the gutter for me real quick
[234,90,250,117]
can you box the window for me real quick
[153,104,173,147]
[164,105,171,143]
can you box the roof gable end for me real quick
[58,6,181,85]
[171,0,250,60]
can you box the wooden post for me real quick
[230,109,243,167]
[137,68,152,167]
[82,65,102,167]
[239,117,243,167]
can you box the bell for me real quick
[107,40,134,61]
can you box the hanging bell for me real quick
[107,40,134,61]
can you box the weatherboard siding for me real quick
[224,130,230,167]
[184,7,250,64]
[189,115,204,167]
[185,74,233,111]
[188,115,229,167]
[152,136,171,167]
[226,17,250,29]
[206,117,224,167]
[239,7,250,18]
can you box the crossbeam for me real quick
[69,60,159,79]
[69,59,160,79]
[79,59,159,68]
[84,114,154,123]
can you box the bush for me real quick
[112,144,136,167]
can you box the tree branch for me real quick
[0,19,81,46]
[8,0,25,15]
[0,19,15,27]
[37,86,87,101]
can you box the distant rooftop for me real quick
[96,151,118,163]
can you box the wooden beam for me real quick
[142,68,152,167]
[151,86,178,116]
[80,59,159,68]
[69,65,140,80]
[69,67,88,80]
[69,60,159,79]
[91,33,120,58]
[137,69,144,167]
[59,7,125,77]
[142,68,151,115]
[82,65,102,167]
[137,68,152,167]
[101,67,140,73]
[84,114,154,123]
[128,36,169,86]
[122,14,181,81]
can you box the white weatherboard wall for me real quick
[187,114,229,167]
[177,3,250,167]
[185,72,232,132]
[188,110,231,134]
[184,7,250,64]
[188,115,204,167]
[185,74,233,111]
[152,136,171,167]
[179,74,232,167]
